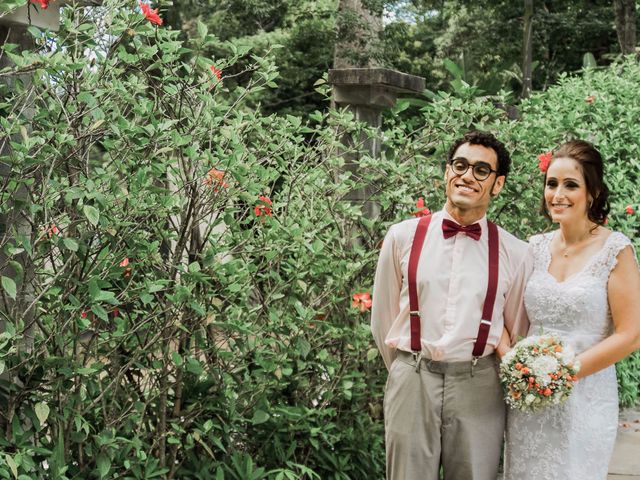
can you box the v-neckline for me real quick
[544,230,614,284]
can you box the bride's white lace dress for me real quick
[504,230,632,480]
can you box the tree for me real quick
[334,0,384,68]
[613,0,637,55]
[382,0,620,96]
[521,0,535,98]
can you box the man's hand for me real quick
[496,327,512,359]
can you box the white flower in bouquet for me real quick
[530,355,559,377]
[499,334,580,412]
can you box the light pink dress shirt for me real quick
[371,209,532,369]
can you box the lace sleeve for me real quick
[593,231,635,279]
[528,232,550,269]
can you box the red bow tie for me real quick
[442,219,482,241]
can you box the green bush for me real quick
[0,2,638,478]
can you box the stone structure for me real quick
[328,67,425,218]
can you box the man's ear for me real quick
[491,175,506,197]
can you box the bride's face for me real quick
[544,157,591,224]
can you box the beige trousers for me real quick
[384,352,505,480]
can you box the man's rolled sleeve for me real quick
[371,225,403,370]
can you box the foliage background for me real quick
[0,0,638,478]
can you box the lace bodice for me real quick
[524,231,632,351]
[505,230,632,480]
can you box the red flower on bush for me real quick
[203,168,229,190]
[140,2,163,26]
[413,197,430,217]
[352,292,372,312]
[537,152,553,173]
[47,224,60,238]
[254,195,273,217]
[120,258,132,278]
[585,95,595,104]
[625,205,635,215]
[210,65,222,81]
[81,311,88,319]
[31,0,50,8]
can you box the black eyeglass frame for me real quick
[448,157,499,181]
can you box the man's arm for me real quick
[371,225,403,370]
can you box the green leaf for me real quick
[97,454,111,479]
[63,238,79,252]
[443,58,463,79]
[35,402,50,426]
[583,52,597,69]
[91,304,108,321]
[1,276,17,300]
[95,290,117,303]
[83,205,100,226]
[5,454,17,479]
[196,19,208,38]
[251,409,270,425]
[186,357,204,375]
[171,351,183,367]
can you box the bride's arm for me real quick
[575,246,640,379]
[496,327,512,359]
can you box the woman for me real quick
[502,140,640,479]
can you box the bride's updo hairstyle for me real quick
[542,139,610,226]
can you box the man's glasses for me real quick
[448,157,498,181]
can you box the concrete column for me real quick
[0,21,37,345]
[328,68,425,218]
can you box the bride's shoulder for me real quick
[603,230,634,256]
[604,229,632,245]
[594,229,635,272]
[527,230,555,248]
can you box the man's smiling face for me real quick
[444,142,504,219]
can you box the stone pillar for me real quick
[0,18,39,347]
[328,68,425,218]
[1,0,102,343]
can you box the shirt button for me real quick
[432,348,444,361]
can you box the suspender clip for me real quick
[412,351,423,373]
[471,356,479,376]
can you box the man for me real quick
[371,131,530,480]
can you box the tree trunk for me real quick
[333,0,383,69]
[613,0,637,55]
[521,0,534,98]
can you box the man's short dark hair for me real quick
[446,131,511,177]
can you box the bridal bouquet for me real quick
[499,334,580,412]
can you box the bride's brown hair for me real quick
[541,139,610,225]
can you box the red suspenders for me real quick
[408,216,432,352]
[407,215,500,362]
